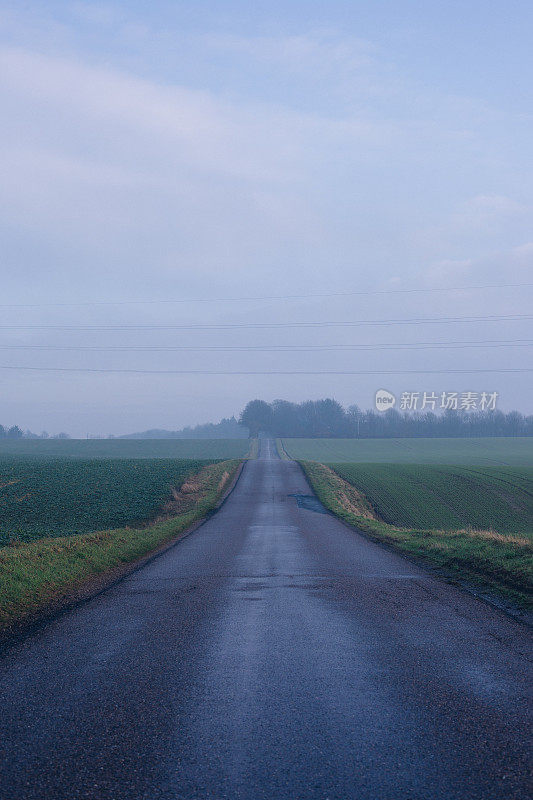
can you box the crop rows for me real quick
[0,456,214,545]
[329,463,533,536]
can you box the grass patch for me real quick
[0,459,241,632]
[300,460,533,609]
[0,438,250,460]
[282,437,533,466]
[247,438,259,459]
[275,439,291,460]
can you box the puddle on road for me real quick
[288,494,329,514]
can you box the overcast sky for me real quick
[1,0,532,436]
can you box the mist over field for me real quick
[1,8,532,798]
[1,1,532,435]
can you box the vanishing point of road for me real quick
[0,439,531,799]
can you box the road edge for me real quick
[0,459,247,651]
[295,458,533,629]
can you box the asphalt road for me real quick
[0,438,531,799]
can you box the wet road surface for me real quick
[0,438,531,799]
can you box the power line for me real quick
[0,365,531,375]
[0,313,531,331]
[0,339,531,353]
[1,281,532,307]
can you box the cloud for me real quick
[204,30,378,74]
[513,241,533,258]
[424,241,533,287]
[69,2,120,27]
[0,44,391,199]
[412,190,533,266]
[461,193,528,221]
[0,44,419,277]
[0,35,532,296]
[0,46,327,264]
[202,29,406,110]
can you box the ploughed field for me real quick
[281,436,533,466]
[330,463,533,537]
[0,456,213,545]
[0,438,250,460]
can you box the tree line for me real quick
[119,416,248,440]
[3,403,533,440]
[0,425,24,439]
[0,426,70,439]
[239,399,533,438]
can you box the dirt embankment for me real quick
[315,463,377,520]
[159,465,231,517]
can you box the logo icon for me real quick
[375,389,396,412]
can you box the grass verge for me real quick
[300,460,533,610]
[275,438,291,460]
[0,459,242,634]
[247,438,259,459]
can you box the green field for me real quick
[281,437,533,465]
[0,456,214,545]
[329,463,533,536]
[0,459,241,631]
[0,438,250,460]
